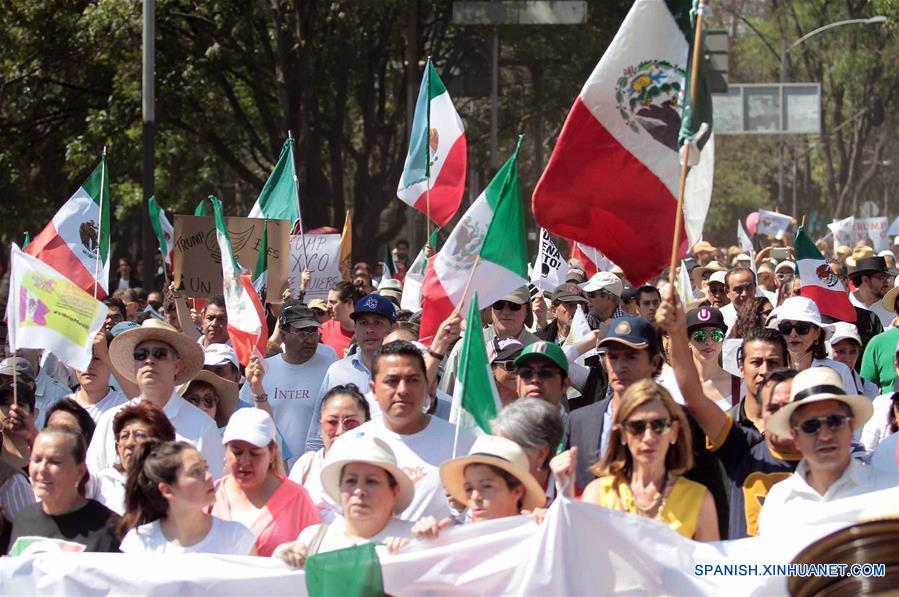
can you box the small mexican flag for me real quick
[419,137,528,343]
[25,155,110,297]
[795,226,856,322]
[451,293,500,435]
[397,57,467,227]
[211,197,268,365]
[148,196,174,268]
[248,137,301,229]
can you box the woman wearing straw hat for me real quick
[409,436,547,540]
[555,380,719,541]
[272,434,414,567]
[176,370,239,432]
[766,297,857,397]
[211,409,319,556]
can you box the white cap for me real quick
[708,271,728,286]
[378,278,403,292]
[766,296,834,339]
[735,253,751,262]
[878,249,895,259]
[580,271,623,296]
[204,343,238,368]
[829,322,861,346]
[222,408,276,447]
[775,261,796,273]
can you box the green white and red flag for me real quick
[397,58,467,227]
[211,197,268,365]
[532,0,713,285]
[25,156,111,297]
[450,293,500,436]
[419,139,528,343]
[794,226,856,322]
[148,196,174,268]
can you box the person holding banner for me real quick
[119,440,255,555]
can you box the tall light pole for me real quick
[778,15,886,210]
[142,0,156,288]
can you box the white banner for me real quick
[4,488,894,595]
[288,233,341,300]
[828,216,855,254]
[853,217,889,251]
[530,229,568,292]
[756,210,794,240]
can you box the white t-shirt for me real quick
[860,394,896,454]
[347,417,475,522]
[87,467,127,515]
[120,517,255,555]
[86,393,225,479]
[238,345,337,462]
[68,389,129,424]
[295,516,414,554]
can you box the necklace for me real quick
[628,472,669,519]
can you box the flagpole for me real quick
[294,174,309,271]
[93,146,107,299]
[9,245,18,406]
[667,1,707,288]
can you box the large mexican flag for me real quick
[419,139,528,343]
[795,226,856,322]
[25,156,111,297]
[532,0,713,285]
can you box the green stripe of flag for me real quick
[456,292,500,432]
[479,136,527,277]
[81,155,110,262]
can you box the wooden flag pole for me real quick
[668,0,708,288]
[94,146,107,299]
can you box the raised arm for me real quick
[655,287,729,440]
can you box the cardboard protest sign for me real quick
[173,215,289,301]
[853,217,889,251]
[289,234,341,300]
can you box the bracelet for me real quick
[427,349,445,360]
[253,393,269,403]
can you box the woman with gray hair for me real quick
[490,398,563,505]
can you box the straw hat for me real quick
[440,435,546,512]
[691,260,727,286]
[320,434,415,514]
[881,277,899,313]
[765,367,872,437]
[176,370,239,428]
[692,240,716,255]
[109,319,204,385]
[766,296,834,339]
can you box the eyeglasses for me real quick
[133,347,171,361]
[284,327,320,338]
[321,418,362,434]
[623,418,672,436]
[777,321,813,336]
[116,430,150,443]
[690,329,725,344]
[492,359,518,373]
[185,395,217,408]
[517,367,560,381]
[492,301,523,312]
[794,413,852,435]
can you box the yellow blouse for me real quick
[591,475,707,538]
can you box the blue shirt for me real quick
[303,352,372,452]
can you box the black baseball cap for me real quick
[279,303,320,330]
[597,316,660,352]
[686,307,727,334]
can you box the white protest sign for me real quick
[756,209,794,240]
[288,233,341,300]
[827,216,855,253]
[531,228,568,292]
[853,217,889,251]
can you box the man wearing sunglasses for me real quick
[579,272,626,331]
[513,341,571,410]
[438,287,538,394]
[848,256,894,330]
[87,319,224,479]
[658,292,802,538]
[758,367,893,536]
[488,336,524,407]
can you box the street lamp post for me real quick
[777,16,886,212]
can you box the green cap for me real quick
[514,341,569,376]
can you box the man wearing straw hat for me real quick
[352,340,474,522]
[758,367,896,535]
[86,319,225,478]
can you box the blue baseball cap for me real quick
[597,316,659,352]
[350,294,397,323]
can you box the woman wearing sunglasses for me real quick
[573,379,719,540]
[288,384,371,522]
[767,297,856,398]
[685,307,739,410]
[177,370,239,432]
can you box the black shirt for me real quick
[8,499,120,555]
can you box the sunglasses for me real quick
[777,321,813,336]
[794,413,851,435]
[492,359,518,372]
[517,367,560,381]
[624,418,672,436]
[690,329,725,344]
[133,347,171,361]
[284,326,320,338]
[322,418,363,434]
[492,301,523,312]
[587,290,611,299]
[185,395,217,408]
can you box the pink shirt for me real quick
[210,473,319,557]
